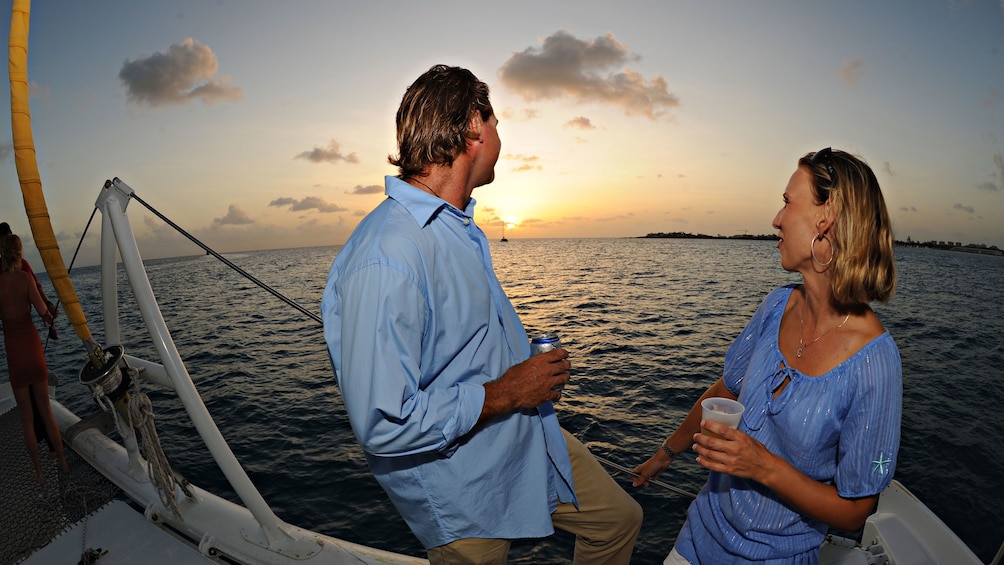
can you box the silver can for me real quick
[530,332,564,391]
[529,332,562,356]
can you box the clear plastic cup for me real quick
[700,397,745,439]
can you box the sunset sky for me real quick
[2,0,1003,267]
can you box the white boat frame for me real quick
[20,178,427,564]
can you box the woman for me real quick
[633,148,901,564]
[1,234,68,484]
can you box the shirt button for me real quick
[463,219,470,225]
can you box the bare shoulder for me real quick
[0,270,31,291]
[844,306,887,349]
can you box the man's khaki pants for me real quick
[427,428,643,565]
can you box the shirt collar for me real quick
[385,175,476,226]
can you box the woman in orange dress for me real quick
[1,234,68,484]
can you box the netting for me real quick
[0,405,119,564]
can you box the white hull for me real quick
[1,381,426,565]
[820,479,983,565]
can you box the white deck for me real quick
[21,500,216,565]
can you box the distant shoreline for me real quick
[639,232,778,241]
[638,232,1003,256]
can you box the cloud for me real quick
[213,204,254,226]
[143,214,177,238]
[882,161,894,175]
[595,212,636,222]
[348,184,383,195]
[977,152,1003,192]
[503,153,542,172]
[296,140,360,164]
[953,202,975,214]
[839,59,864,87]
[520,217,556,228]
[28,81,49,100]
[899,206,918,212]
[0,141,11,161]
[269,196,347,213]
[119,38,243,107]
[982,88,1001,108]
[500,108,541,122]
[565,116,596,130]
[499,30,680,118]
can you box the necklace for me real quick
[408,177,442,200]
[796,305,850,358]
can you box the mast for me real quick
[8,0,99,355]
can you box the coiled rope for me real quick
[88,362,188,517]
[128,382,187,517]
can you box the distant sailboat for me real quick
[500,224,508,242]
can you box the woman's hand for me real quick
[695,419,881,531]
[631,449,674,487]
[692,420,777,484]
[45,299,58,320]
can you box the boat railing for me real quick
[93,178,323,557]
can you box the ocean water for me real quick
[11,238,1004,563]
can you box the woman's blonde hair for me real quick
[1,234,24,274]
[801,148,897,304]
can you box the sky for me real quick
[2,0,1003,268]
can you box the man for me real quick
[322,65,641,564]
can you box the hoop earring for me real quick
[811,233,833,266]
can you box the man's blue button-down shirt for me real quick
[322,176,575,549]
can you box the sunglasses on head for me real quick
[809,147,837,188]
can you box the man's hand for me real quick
[480,348,570,423]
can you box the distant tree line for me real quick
[640,232,778,240]
[638,232,1001,256]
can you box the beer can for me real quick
[530,332,564,391]
[529,332,561,356]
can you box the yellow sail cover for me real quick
[8,0,91,342]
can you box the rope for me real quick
[127,375,184,518]
[88,359,185,518]
[43,206,98,353]
[593,455,698,499]
[129,192,323,325]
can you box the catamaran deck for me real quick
[1,402,214,564]
[1,404,118,564]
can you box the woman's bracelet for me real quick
[661,442,677,460]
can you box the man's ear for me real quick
[469,113,484,140]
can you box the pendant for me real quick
[796,347,804,358]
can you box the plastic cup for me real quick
[701,397,744,439]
